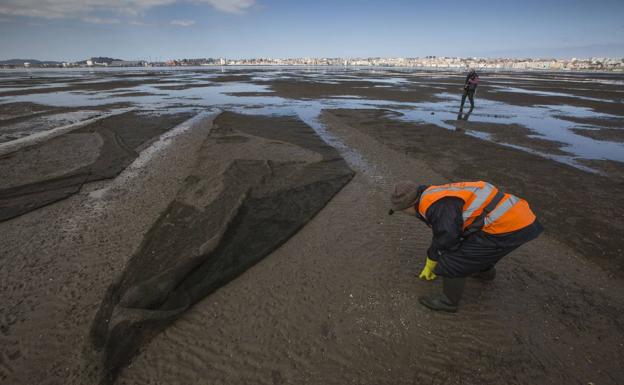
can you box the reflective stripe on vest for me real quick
[484,194,520,226]
[418,181,536,235]
[419,181,497,226]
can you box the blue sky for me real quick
[1,0,623,61]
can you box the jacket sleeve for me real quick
[425,197,464,261]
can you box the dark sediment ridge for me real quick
[89,112,354,384]
[571,127,624,143]
[0,111,194,222]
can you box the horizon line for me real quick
[2,55,624,62]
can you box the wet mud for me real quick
[479,87,623,116]
[323,108,624,275]
[257,78,441,102]
[555,115,624,129]
[117,107,624,385]
[0,79,166,97]
[211,74,255,83]
[449,120,572,155]
[579,159,624,181]
[0,101,55,121]
[108,91,161,97]
[88,112,353,383]
[571,127,624,143]
[153,83,214,90]
[0,111,193,221]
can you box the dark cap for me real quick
[390,181,419,213]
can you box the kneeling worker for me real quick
[389,181,543,313]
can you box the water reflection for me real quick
[1,68,623,173]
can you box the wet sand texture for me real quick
[322,109,624,275]
[259,79,440,102]
[89,112,354,384]
[118,106,624,385]
[0,101,55,122]
[0,79,162,97]
[571,127,624,143]
[447,120,571,155]
[0,111,193,221]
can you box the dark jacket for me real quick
[413,186,543,261]
[464,73,480,91]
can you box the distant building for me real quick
[109,60,146,67]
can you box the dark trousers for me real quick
[434,232,519,278]
[460,89,475,112]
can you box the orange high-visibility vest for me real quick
[418,181,536,235]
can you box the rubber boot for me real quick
[472,266,496,281]
[419,277,466,313]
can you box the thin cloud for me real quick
[199,0,255,13]
[170,19,195,27]
[82,16,121,24]
[0,0,174,19]
[0,0,256,21]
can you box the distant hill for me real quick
[0,59,63,65]
[0,57,124,66]
[75,57,123,65]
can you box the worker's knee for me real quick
[433,260,468,278]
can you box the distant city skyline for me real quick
[1,0,623,61]
[4,56,622,73]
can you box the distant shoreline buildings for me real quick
[1,56,623,71]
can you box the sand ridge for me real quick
[115,108,624,385]
[86,111,353,384]
[0,111,219,384]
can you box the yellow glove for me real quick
[419,258,438,280]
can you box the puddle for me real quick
[491,85,616,103]
[329,95,365,99]
[393,93,624,165]
[1,68,623,173]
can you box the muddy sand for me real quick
[104,108,624,385]
[0,111,195,221]
[325,108,624,274]
[572,127,624,143]
[1,69,624,385]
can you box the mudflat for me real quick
[324,108,624,275]
[0,68,623,385]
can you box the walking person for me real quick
[458,69,480,119]
[389,180,543,313]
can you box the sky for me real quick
[0,0,623,61]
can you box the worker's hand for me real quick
[418,258,438,280]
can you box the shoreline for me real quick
[1,65,623,74]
